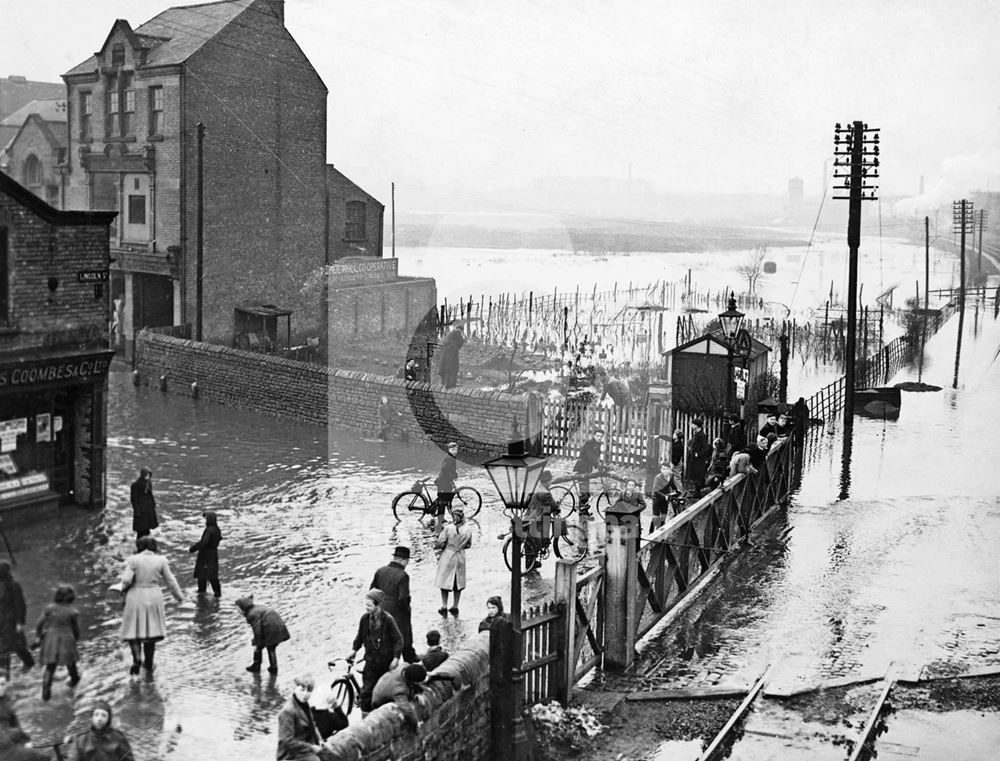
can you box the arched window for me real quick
[24,155,42,187]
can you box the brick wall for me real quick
[328,277,436,344]
[324,632,493,761]
[0,191,109,354]
[183,0,329,343]
[134,331,529,453]
[327,165,384,260]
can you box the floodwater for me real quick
[627,302,1000,758]
[6,371,570,758]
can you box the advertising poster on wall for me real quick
[36,413,51,443]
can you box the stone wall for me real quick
[134,331,530,453]
[324,633,493,761]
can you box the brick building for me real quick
[327,165,384,260]
[0,76,64,123]
[0,172,116,515]
[61,0,366,351]
[0,100,68,209]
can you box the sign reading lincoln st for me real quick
[0,351,115,388]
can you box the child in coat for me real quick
[36,585,80,701]
[235,595,290,675]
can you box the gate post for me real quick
[553,559,577,704]
[603,500,644,671]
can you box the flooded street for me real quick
[3,264,995,759]
[7,369,564,758]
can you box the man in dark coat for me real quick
[189,511,222,597]
[573,429,605,514]
[349,589,403,715]
[130,467,158,539]
[371,663,428,730]
[419,630,449,672]
[438,325,465,388]
[724,413,745,455]
[686,419,712,496]
[370,547,416,663]
[0,560,33,677]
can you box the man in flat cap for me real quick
[370,547,417,663]
[349,589,402,715]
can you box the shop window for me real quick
[345,201,366,241]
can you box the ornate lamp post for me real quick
[718,292,746,414]
[483,428,547,761]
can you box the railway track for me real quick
[696,664,898,761]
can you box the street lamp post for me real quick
[484,427,547,761]
[718,292,746,414]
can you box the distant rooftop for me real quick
[0,76,64,121]
[0,99,67,127]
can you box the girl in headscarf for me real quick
[189,511,222,597]
[434,506,473,616]
[68,700,134,761]
[0,560,33,678]
[35,584,80,701]
[477,596,507,632]
[235,595,290,675]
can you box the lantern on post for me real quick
[718,292,746,414]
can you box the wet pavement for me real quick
[575,307,1000,759]
[5,369,584,758]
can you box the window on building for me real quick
[345,201,366,241]
[106,72,135,137]
[128,195,146,225]
[80,92,92,138]
[111,44,125,67]
[24,155,42,187]
[148,86,163,134]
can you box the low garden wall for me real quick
[133,331,530,453]
[324,633,492,761]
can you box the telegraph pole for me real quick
[977,209,988,282]
[832,121,880,436]
[952,199,974,389]
[391,181,396,259]
[919,216,929,382]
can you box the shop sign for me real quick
[0,471,49,501]
[329,257,398,286]
[0,419,27,435]
[0,350,114,388]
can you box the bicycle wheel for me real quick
[329,676,355,714]
[553,524,589,563]
[392,490,429,520]
[550,485,576,517]
[502,535,541,573]
[595,488,621,519]
[452,486,482,518]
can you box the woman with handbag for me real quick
[118,537,183,675]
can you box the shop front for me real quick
[0,349,114,515]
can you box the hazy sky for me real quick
[5,0,999,210]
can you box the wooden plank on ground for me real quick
[627,683,752,701]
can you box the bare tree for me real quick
[736,245,768,295]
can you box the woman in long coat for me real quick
[437,326,465,388]
[119,536,183,675]
[189,511,222,597]
[129,467,158,539]
[435,506,473,615]
[0,560,33,677]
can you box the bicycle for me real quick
[391,478,482,520]
[501,514,589,573]
[328,656,365,715]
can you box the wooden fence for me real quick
[539,396,652,468]
[519,601,565,706]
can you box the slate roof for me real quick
[0,99,67,127]
[64,0,254,77]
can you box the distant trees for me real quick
[736,245,768,295]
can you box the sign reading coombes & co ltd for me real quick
[0,351,115,388]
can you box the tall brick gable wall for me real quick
[0,193,108,353]
[134,331,530,453]
[183,0,328,343]
[325,633,493,761]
